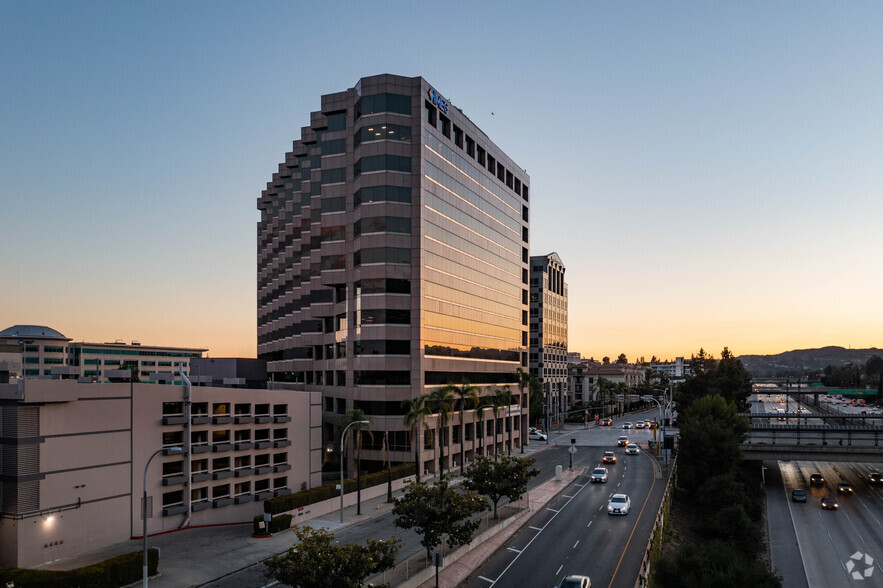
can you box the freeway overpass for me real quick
[741,412,883,461]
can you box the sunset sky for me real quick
[2,1,881,361]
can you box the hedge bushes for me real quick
[264,463,415,515]
[253,512,293,535]
[1,549,158,588]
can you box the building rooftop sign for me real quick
[428,87,449,115]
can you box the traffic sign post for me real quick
[569,438,576,470]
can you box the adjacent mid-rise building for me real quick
[257,74,531,475]
[0,377,321,568]
[0,325,206,384]
[529,253,569,419]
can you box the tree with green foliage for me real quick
[392,477,488,560]
[339,409,373,515]
[426,386,455,476]
[463,455,540,519]
[439,379,479,475]
[867,355,883,395]
[528,374,543,426]
[493,386,512,459]
[677,395,749,492]
[713,347,753,411]
[677,347,752,412]
[264,525,400,588]
[516,367,531,447]
[615,353,628,364]
[402,395,431,483]
[653,540,782,587]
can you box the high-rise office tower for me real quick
[529,253,569,426]
[257,75,530,476]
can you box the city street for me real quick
[463,409,669,588]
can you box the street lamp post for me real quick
[340,420,369,523]
[143,446,182,587]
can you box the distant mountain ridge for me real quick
[738,346,882,377]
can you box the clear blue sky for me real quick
[2,1,881,360]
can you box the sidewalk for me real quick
[35,442,557,587]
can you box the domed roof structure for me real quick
[0,325,70,340]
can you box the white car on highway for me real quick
[590,467,609,483]
[608,494,631,515]
[625,443,639,455]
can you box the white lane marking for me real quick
[573,540,580,549]
[530,526,543,531]
[478,576,494,583]
[547,508,560,513]
[562,494,574,498]
[556,564,564,575]
[508,547,522,553]
[781,460,812,588]
[487,473,589,587]
[587,521,593,528]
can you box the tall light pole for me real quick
[143,446,182,587]
[340,420,369,523]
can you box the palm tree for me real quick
[473,396,492,458]
[493,387,512,460]
[516,368,531,453]
[339,409,373,515]
[426,386,455,477]
[402,395,431,483]
[439,379,479,476]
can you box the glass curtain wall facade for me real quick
[530,253,569,424]
[257,75,530,477]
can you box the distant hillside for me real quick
[739,347,882,377]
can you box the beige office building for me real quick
[257,75,531,475]
[0,378,321,568]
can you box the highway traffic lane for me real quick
[780,461,846,587]
[464,447,657,588]
[764,461,809,588]
[784,461,883,587]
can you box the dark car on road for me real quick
[791,489,807,503]
[810,473,824,487]
[821,496,839,510]
[837,481,853,494]
[869,471,883,484]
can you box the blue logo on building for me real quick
[428,88,449,115]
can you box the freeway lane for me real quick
[463,445,661,588]
[778,460,883,587]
